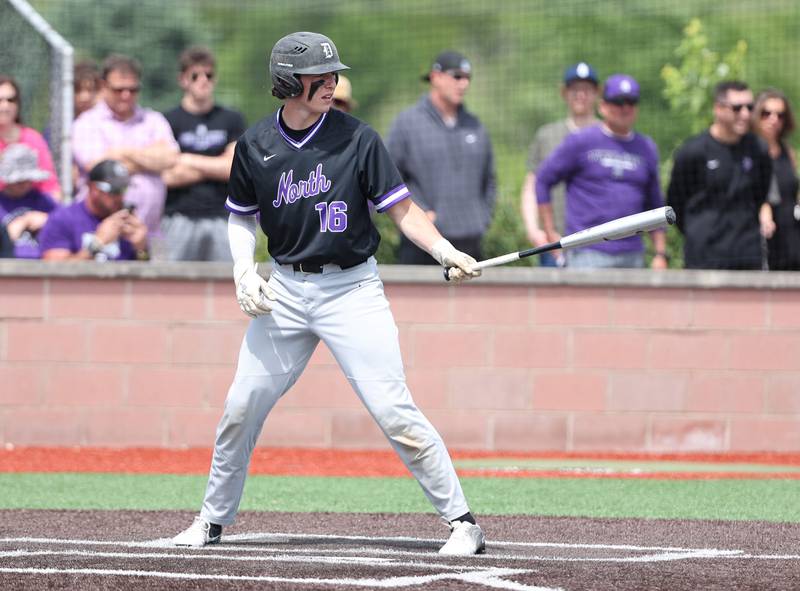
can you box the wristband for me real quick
[86,234,104,257]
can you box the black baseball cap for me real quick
[422,50,472,81]
[89,159,130,195]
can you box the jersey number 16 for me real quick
[315,201,348,233]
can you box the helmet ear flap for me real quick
[271,72,303,99]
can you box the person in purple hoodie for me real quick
[536,74,668,269]
[39,159,149,261]
[0,143,60,258]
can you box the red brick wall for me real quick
[1,266,799,452]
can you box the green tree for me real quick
[661,18,748,136]
[34,0,213,111]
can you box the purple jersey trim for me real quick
[226,196,259,215]
[275,108,328,150]
[373,184,410,212]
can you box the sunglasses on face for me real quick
[95,181,127,195]
[445,70,471,81]
[190,71,215,82]
[721,102,753,114]
[607,98,638,107]
[108,85,140,95]
[761,109,786,121]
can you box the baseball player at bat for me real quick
[171,32,484,556]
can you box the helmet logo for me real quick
[321,43,333,59]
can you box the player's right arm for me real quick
[226,138,275,317]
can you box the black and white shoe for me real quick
[438,520,486,555]
[172,516,222,547]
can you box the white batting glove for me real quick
[233,261,277,318]
[430,239,481,284]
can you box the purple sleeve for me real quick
[534,133,581,204]
[38,210,75,253]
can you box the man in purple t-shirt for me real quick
[0,144,60,258]
[39,160,148,261]
[536,74,668,269]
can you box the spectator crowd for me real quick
[0,46,798,271]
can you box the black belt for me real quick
[291,259,367,274]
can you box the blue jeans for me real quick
[565,248,645,269]
[539,251,558,267]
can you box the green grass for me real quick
[2,474,799,522]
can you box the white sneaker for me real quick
[438,520,486,555]
[172,516,222,547]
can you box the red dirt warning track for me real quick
[2,447,800,479]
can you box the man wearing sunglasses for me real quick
[667,80,773,269]
[39,159,148,261]
[387,50,496,264]
[161,46,247,261]
[72,54,179,241]
[536,74,667,269]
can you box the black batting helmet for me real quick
[269,32,350,99]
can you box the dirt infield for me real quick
[1,510,799,590]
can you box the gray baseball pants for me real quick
[200,257,470,525]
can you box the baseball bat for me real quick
[445,206,676,280]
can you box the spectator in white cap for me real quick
[520,61,600,267]
[0,143,61,258]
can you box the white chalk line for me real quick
[0,548,498,571]
[1,534,795,565]
[0,532,733,554]
[0,566,560,591]
[1,533,796,591]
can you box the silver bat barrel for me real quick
[559,206,676,249]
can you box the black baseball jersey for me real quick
[667,130,772,269]
[226,108,409,267]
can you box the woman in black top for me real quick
[753,89,800,270]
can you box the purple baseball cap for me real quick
[603,74,640,102]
